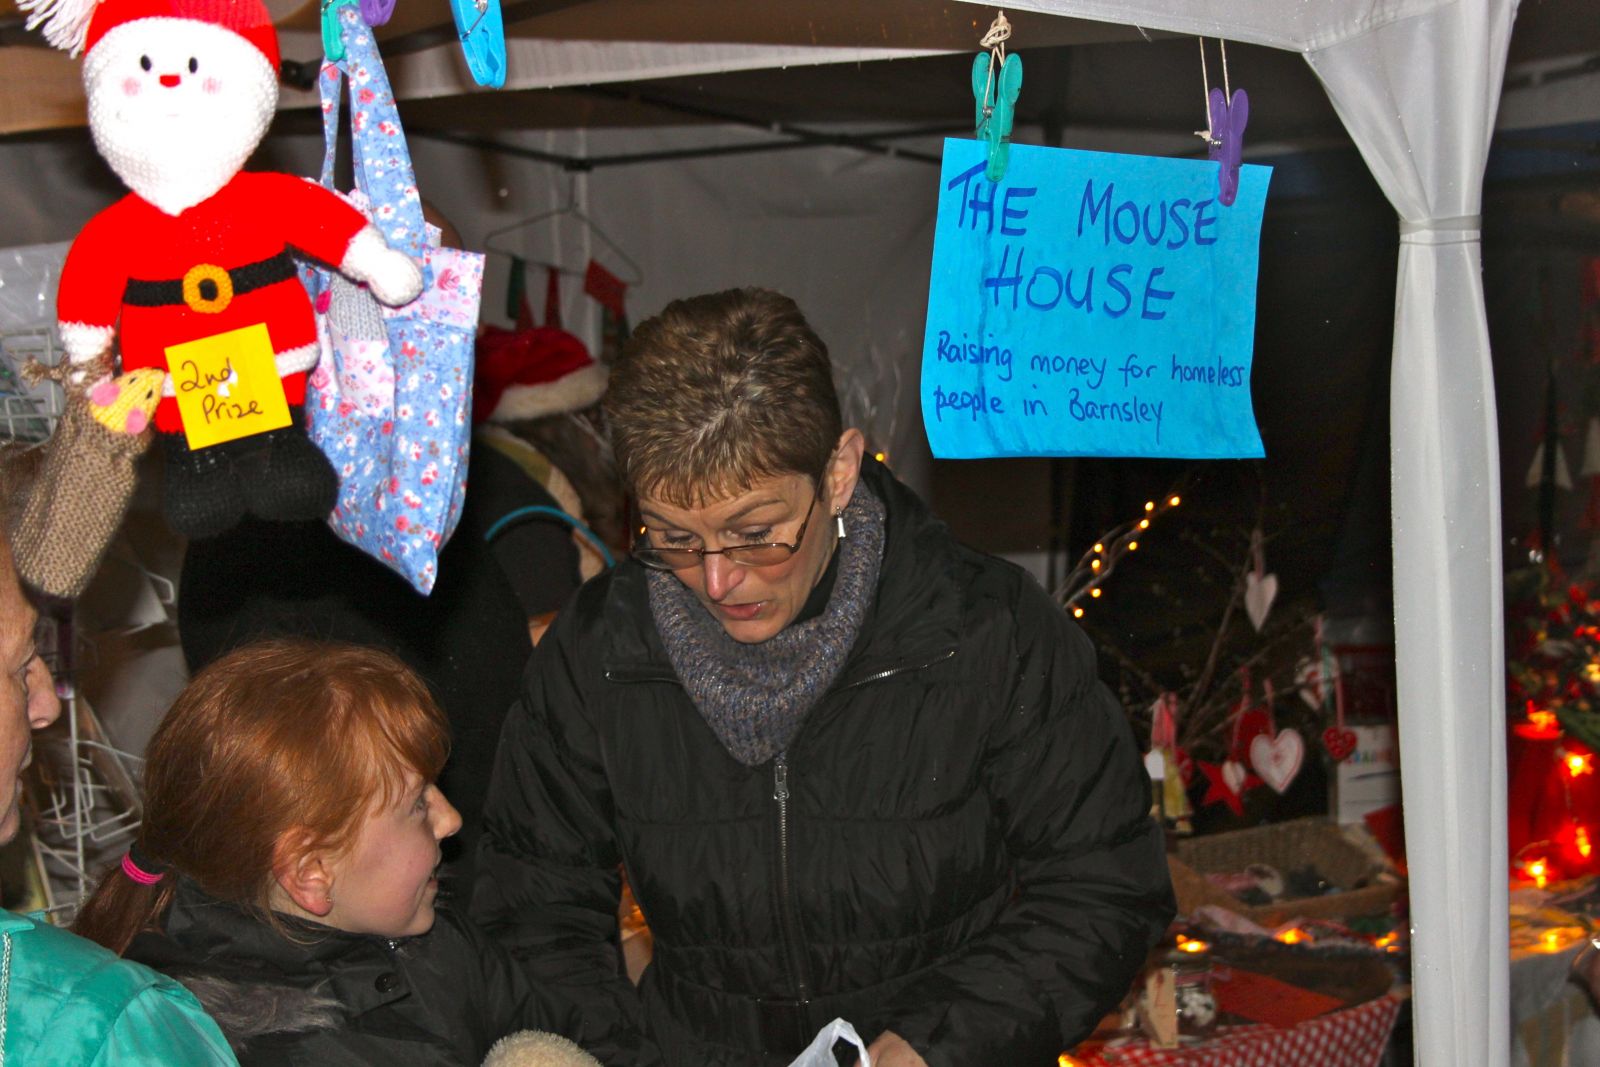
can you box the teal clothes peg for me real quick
[972,51,1022,182]
[321,0,361,61]
[449,0,507,88]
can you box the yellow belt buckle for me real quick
[182,263,234,314]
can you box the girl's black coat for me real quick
[127,881,589,1066]
[472,458,1175,1067]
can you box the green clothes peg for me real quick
[972,51,1022,182]
[321,0,361,60]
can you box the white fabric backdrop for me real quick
[405,125,943,491]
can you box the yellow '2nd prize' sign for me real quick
[168,323,292,450]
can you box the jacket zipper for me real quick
[772,753,810,1008]
[607,647,957,692]
[608,652,953,694]
[764,648,952,1012]
[613,647,956,1016]
[836,647,956,692]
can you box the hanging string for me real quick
[978,10,1012,127]
[1195,38,1232,149]
[980,9,1012,52]
[1195,38,1218,147]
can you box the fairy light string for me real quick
[1056,492,1183,617]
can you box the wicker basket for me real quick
[1169,817,1401,926]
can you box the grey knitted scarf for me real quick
[647,484,886,766]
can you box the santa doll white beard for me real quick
[83,20,277,216]
[93,119,266,215]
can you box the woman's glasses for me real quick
[633,491,817,571]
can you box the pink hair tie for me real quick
[120,852,165,886]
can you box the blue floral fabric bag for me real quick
[301,7,480,593]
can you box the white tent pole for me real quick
[1305,1,1516,1061]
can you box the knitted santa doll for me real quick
[21,0,422,539]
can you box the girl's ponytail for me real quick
[73,841,177,955]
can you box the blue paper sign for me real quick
[921,139,1271,459]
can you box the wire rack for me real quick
[0,326,64,446]
[23,612,144,922]
[3,247,137,918]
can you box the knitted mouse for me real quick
[9,365,164,598]
[20,0,423,540]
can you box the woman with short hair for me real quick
[473,287,1174,1067]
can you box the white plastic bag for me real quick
[785,1018,871,1067]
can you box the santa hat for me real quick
[474,324,608,425]
[22,0,278,67]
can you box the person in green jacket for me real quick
[0,491,238,1065]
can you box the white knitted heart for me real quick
[1244,570,1278,632]
[1249,729,1305,794]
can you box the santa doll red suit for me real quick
[23,0,422,538]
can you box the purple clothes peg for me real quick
[360,0,395,27]
[1207,86,1249,207]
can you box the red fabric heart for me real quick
[1230,706,1271,764]
[1197,759,1259,816]
[1323,726,1358,762]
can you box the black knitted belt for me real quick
[123,252,297,314]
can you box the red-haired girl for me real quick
[73,639,600,1067]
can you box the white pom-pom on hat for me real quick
[17,0,99,54]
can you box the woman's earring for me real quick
[834,510,847,540]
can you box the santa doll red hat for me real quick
[21,0,423,539]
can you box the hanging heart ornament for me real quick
[1244,525,1277,631]
[1249,728,1305,794]
[1243,572,1277,631]
[1221,759,1249,796]
[1322,726,1358,763]
[1295,656,1324,709]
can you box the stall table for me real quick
[1510,889,1600,1067]
[1067,993,1403,1067]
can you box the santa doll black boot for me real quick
[234,406,339,523]
[162,432,245,540]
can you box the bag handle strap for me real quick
[316,8,429,263]
[484,505,615,568]
[317,58,343,194]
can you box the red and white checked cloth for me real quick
[1072,994,1403,1067]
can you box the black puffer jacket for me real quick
[127,880,595,1066]
[473,459,1173,1066]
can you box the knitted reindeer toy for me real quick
[20,0,423,540]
